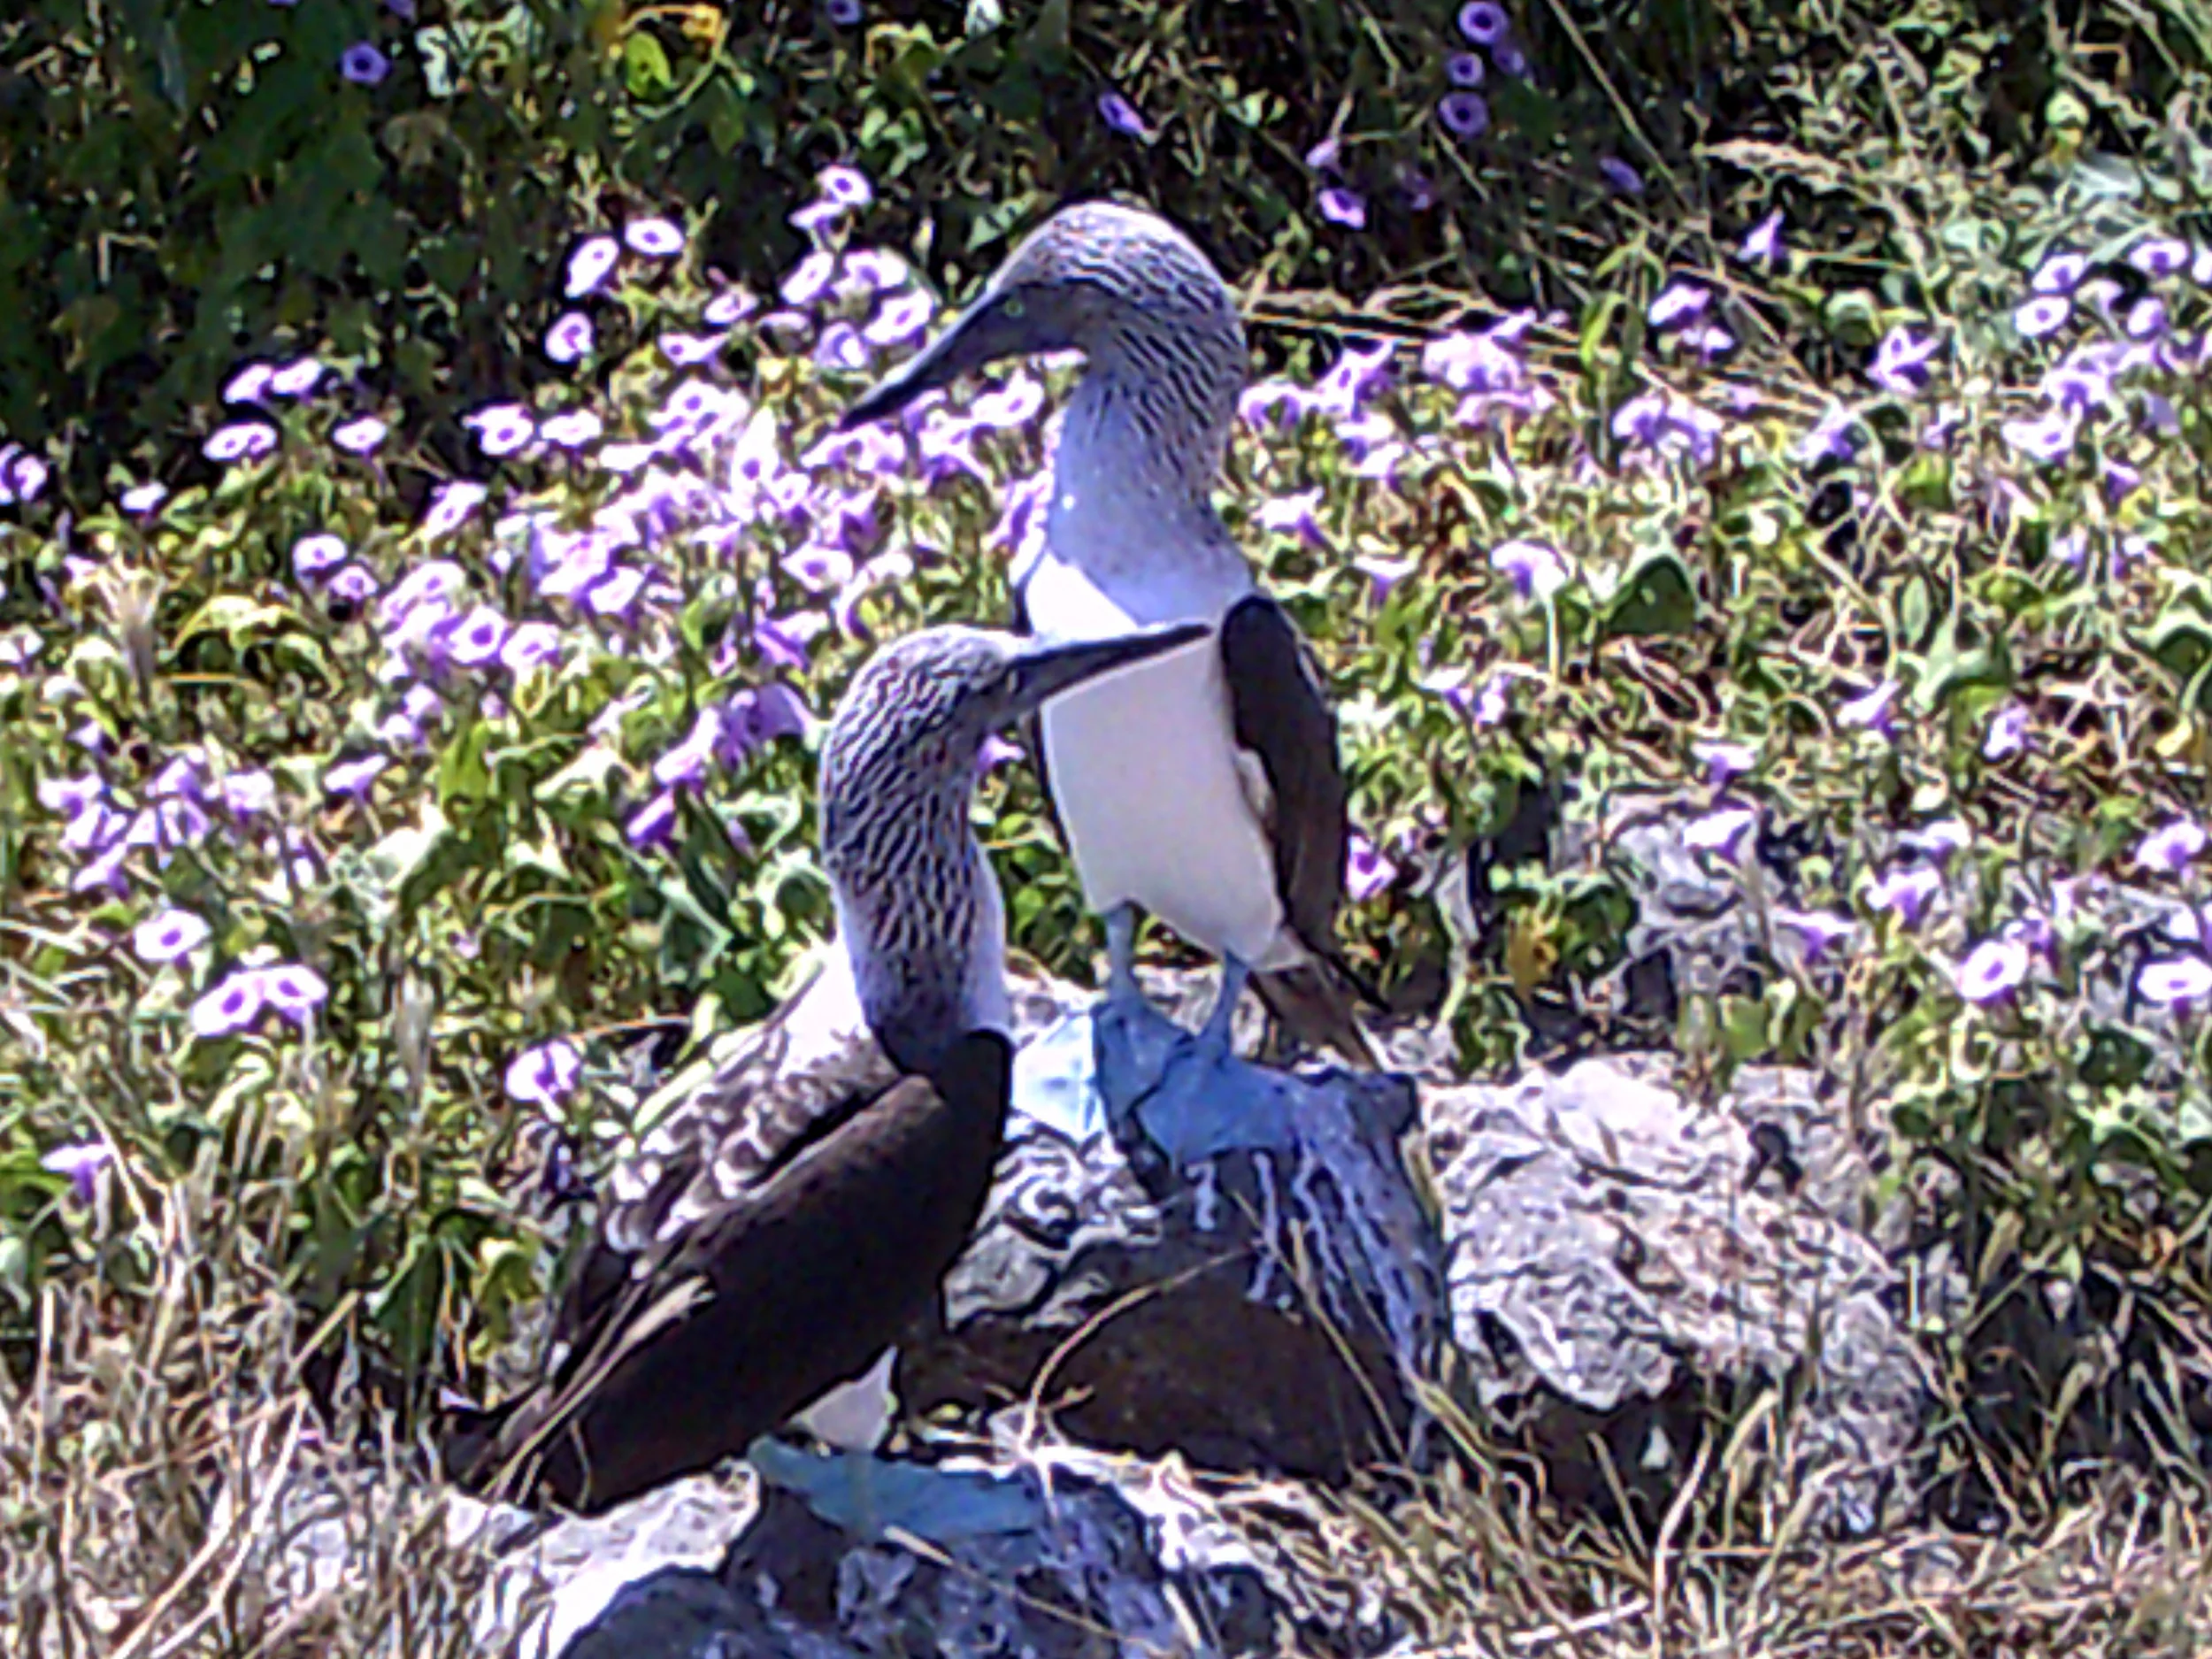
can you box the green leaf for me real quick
[173,595,297,649]
[1601,548,1697,639]
[623,32,674,97]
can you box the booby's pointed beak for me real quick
[838,288,1036,431]
[1008,621,1210,714]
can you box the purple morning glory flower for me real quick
[625,218,685,258]
[2129,235,2190,279]
[2014,295,2070,339]
[1836,679,1899,737]
[1458,2,1508,42]
[259,964,328,1025]
[1955,938,2029,1005]
[293,533,348,580]
[703,288,757,328]
[223,362,275,403]
[1399,165,1438,210]
[465,403,535,457]
[1439,93,1490,139]
[2000,408,2078,465]
[1865,866,1942,928]
[972,375,1046,429]
[270,357,325,398]
[1256,488,1329,550]
[583,565,649,618]
[327,565,380,608]
[2136,818,2207,876]
[204,422,278,464]
[505,1040,582,1108]
[120,481,169,516]
[1739,210,1786,267]
[332,415,389,455]
[1598,157,1644,196]
[2139,958,2212,1008]
[1870,326,1940,396]
[422,480,489,539]
[1490,538,1567,599]
[220,771,276,816]
[655,708,726,788]
[325,755,388,799]
[818,165,872,208]
[42,1142,111,1204]
[865,289,934,348]
[134,907,211,964]
[566,235,620,299]
[3,449,51,503]
[1684,805,1758,857]
[541,410,603,449]
[190,969,267,1037]
[1775,908,1855,960]
[1793,403,1858,466]
[626,791,679,849]
[1901,818,1970,867]
[2125,296,2167,340]
[546,312,595,364]
[1346,833,1397,902]
[826,0,862,24]
[1691,739,1756,787]
[2032,250,2085,294]
[814,321,871,373]
[1448,52,1486,87]
[500,621,563,673]
[1097,91,1153,140]
[726,682,811,750]
[1647,283,1709,330]
[39,773,105,819]
[339,42,390,85]
[442,605,510,668]
[780,249,838,308]
[840,250,909,297]
[1318,188,1367,228]
[1983,703,2030,760]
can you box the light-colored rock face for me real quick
[1423,1050,1925,1533]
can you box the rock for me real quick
[560,1434,1367,1659]
[896,966,1443,1483]
[1422,1052,1927,1534]
[457,1474,760,1656]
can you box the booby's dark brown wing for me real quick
[447,1029,1015,1514]
[1218,594,1377,1068]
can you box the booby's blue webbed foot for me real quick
[748,1437,1042,1545]
[1125,956,1305,1169]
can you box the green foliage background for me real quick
[8,0,2208,488]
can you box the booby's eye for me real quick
[1001,295,1025,319]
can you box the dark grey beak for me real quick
[1008,621,1210,714]
[839,287,1030,432]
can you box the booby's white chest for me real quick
[1019,547,1299,972]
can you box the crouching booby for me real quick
[445,618,1206,1515]
[841,201,1374,1137]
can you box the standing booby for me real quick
[841,202,1373,1126]
[445,619,1207,1514]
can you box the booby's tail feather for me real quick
[1253,961,1378,1071]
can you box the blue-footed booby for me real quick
[444,618,1207,1515]
[841,201,1374,1133]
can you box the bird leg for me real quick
[1125,953,1311,1171]
[1091,904,1199,1138]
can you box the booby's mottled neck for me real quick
[1043,356,1254,624]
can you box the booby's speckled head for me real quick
[819,620,1208,1070]
[838,201,1246,432]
